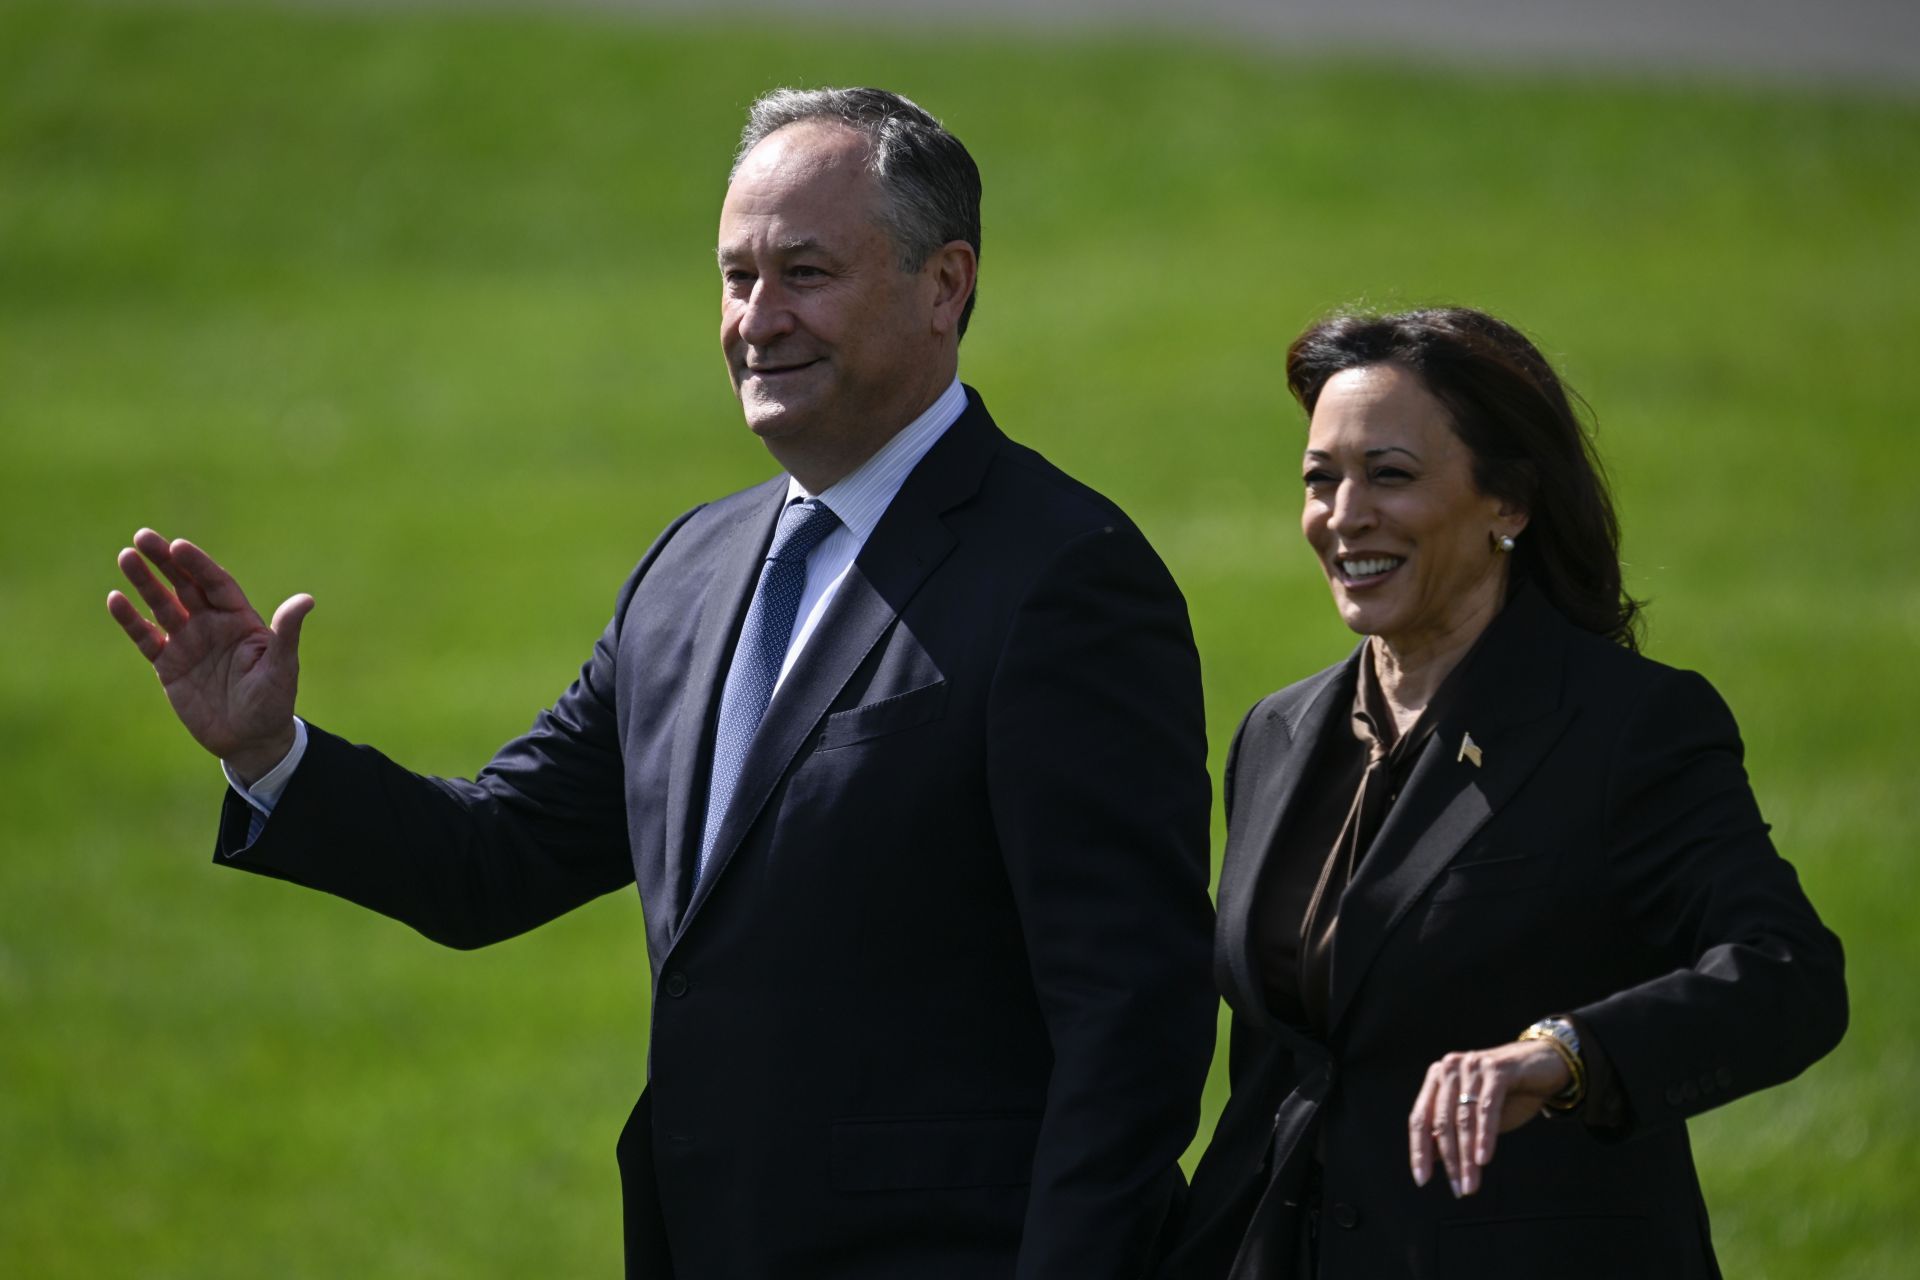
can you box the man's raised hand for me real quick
[107,529,314,784]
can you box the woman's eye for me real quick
[1373,467,1412,483]
[1302,471,1334,490]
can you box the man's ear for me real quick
[926,240,977,337]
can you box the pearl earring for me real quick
[1496,534,1516,553]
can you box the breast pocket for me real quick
[814,681,948,752]
[1428,840,1559,901]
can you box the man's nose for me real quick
[737,278,795,347]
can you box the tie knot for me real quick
[767,498,840,563]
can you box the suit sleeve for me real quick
[1216,698,1295,1091]
[1570,666,1847,1136]
[985,521,1217,1279]
[210,508,703,949]
[1220,701,1256,839]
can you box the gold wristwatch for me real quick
[1518,1016,1587,1112]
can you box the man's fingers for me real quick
[269,593,315,656]
[131,527,172,563]
[118,546,190,631]
[107,590,168,662]
[170,538,252,612]
[133,528,211,613]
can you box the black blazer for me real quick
[216,391,1218,1279]
[1169,588,1845,1280]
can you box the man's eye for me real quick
[789,265,827,280]
[723,270,754,287]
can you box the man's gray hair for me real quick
[734,87,981,336]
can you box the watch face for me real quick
[1541,1018,1582,1057]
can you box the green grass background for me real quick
[3,1,1915,1274]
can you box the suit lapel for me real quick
[1325,590,1577,1032]
[659,478,787,931]
[1215,656,1356,1029]
[673,392,1000,938]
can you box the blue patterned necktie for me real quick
[697,497,841,884]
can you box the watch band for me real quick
[1518,1016,1587,1111]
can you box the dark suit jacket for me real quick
[1168,587,1846,1280]
[215,391,1217,1279]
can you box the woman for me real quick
[1168,307,1846,1279]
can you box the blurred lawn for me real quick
[3,2,1916,1275]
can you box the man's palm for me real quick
[108,528,312,778]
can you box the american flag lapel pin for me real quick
[1458,732,1483,768]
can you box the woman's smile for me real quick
[1333,552,1407,586]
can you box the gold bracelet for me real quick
[1518,1022,1587,1111]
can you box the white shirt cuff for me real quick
[223,718,308,815]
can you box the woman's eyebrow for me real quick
[1302,445,1422,461]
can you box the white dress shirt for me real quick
[226,376,968,821]
[773,376,965,691]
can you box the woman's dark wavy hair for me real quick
[1285,306,1643,650]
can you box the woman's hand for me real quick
[1408,1039,1571,1197]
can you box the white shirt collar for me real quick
[784,376,967,543]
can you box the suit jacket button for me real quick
[1665,1085,1684,1106]
[663,971,689,998]
[1330,1202,1360,1229]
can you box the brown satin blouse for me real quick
[1250,640,1464,1036]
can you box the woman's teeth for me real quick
[1340,556,1404,579]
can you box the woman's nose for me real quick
[1327,479,1374,535]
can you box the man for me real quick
[108,88,1214,1278]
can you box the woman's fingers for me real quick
[1425,1055,1467,1195]
[1413,1059,1466,1197]
[1409,1066,1437,1186]
[1411,1045,1556,1197]
[1410,1055,1477,1195]
[1451,1069,1481,1194]
[1473,1058,1506,1170]
[1460,1059,1508,1195]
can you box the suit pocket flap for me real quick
[830,1112,1038,1192]
[1430,842,1558,901]
[815,681,948,751]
